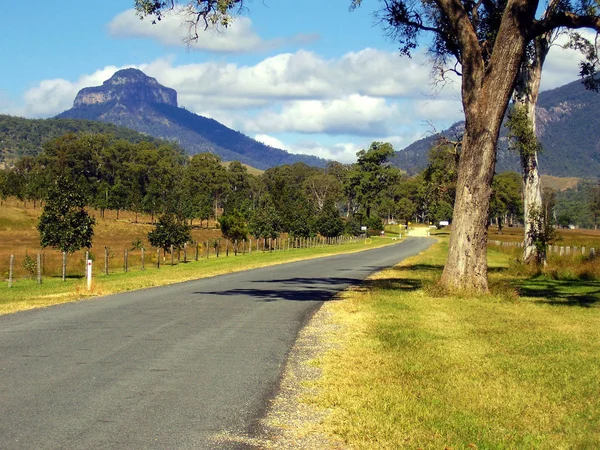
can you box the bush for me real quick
[21,252,36,278]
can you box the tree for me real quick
[304,173,342,212]
[148,213,192,254]
[508,0,598,265]
[315,199,344,238]
[591,184,600,229]
[38,176,95,254]
[490,172,523,229]
[249,201,282,242]
[423,141,460,224]
[346,142,397,219]
[366,0,600,292]
[218,210,249,253]
[136,0,600,292]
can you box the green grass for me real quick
[0,237,396,315]
[310,239,600,449]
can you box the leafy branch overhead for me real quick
[135,0,245,43]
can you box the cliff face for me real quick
[72,68,178,108]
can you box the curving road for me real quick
[0,237,434,449]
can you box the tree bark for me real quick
[439,0,535,292]
[515,16,553,265]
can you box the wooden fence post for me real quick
[170,245,174,265]
[37,253,42,284]
[124,249,128,273]
[62,252,67,282]
[141,247,145,270]
[8,255,14,288]
[157,248,161,268]
[195,243,199,261]
[184,243,188,263]
[104,247,109,275]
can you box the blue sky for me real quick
[0,1,590,162]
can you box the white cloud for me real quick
[108,9,318,53]
[18,49,464,159]
[21,66,121,117]
[254,134,287,150]
[255,134,362,163]
[412,98,463,124]
[245,95,403,135]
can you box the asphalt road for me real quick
[0,237,434,449]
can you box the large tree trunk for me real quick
[515,26,553,265]
[438,0,535,292]
[439,122,498,292]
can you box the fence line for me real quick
[489,240,597,258]
[3,234,365,286]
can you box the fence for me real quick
[2,235,363,286]
[489,240,597,258]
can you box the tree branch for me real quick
[531,12,600,38]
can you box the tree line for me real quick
[0,132,531,245]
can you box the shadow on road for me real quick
[193,274,424,303]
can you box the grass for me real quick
[307,236,600,449]
[0,235,396,316]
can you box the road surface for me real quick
[0,238,434,449]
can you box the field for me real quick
[488,223,600,248]
[303,232,600,449]
[0,198,226,280]
[0,199,392,315]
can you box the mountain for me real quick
[0,114,164,162]
[392,79,600,178]
[56,68,327,170]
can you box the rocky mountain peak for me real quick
[72,68,178,108]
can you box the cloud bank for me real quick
[108,10,318,53]
[15,22,592,163]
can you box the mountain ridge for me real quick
[392,78,600,178]
[56,68,327,170]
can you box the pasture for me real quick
[305,232,600,449]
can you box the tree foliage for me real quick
[218,210,249,243]
[148,213,191,251]
[315,199,344,238]
[38,177,95,254]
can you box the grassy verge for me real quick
[309,238,600,449]
[0,237,395,316]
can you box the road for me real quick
[0,238,434,449]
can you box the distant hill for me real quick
[56,68,328,170]
[392,79,600,178]
[0,114,162,162]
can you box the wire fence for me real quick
[3,235,362,286]
[489,240,597,258]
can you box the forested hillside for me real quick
[392,79,600,178]
[0,114,162,162]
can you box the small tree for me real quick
[148,214,191,256]
[218,211,248,254]
[316,200,344,238]
[38,177,95,254]
[249,204,282,242]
